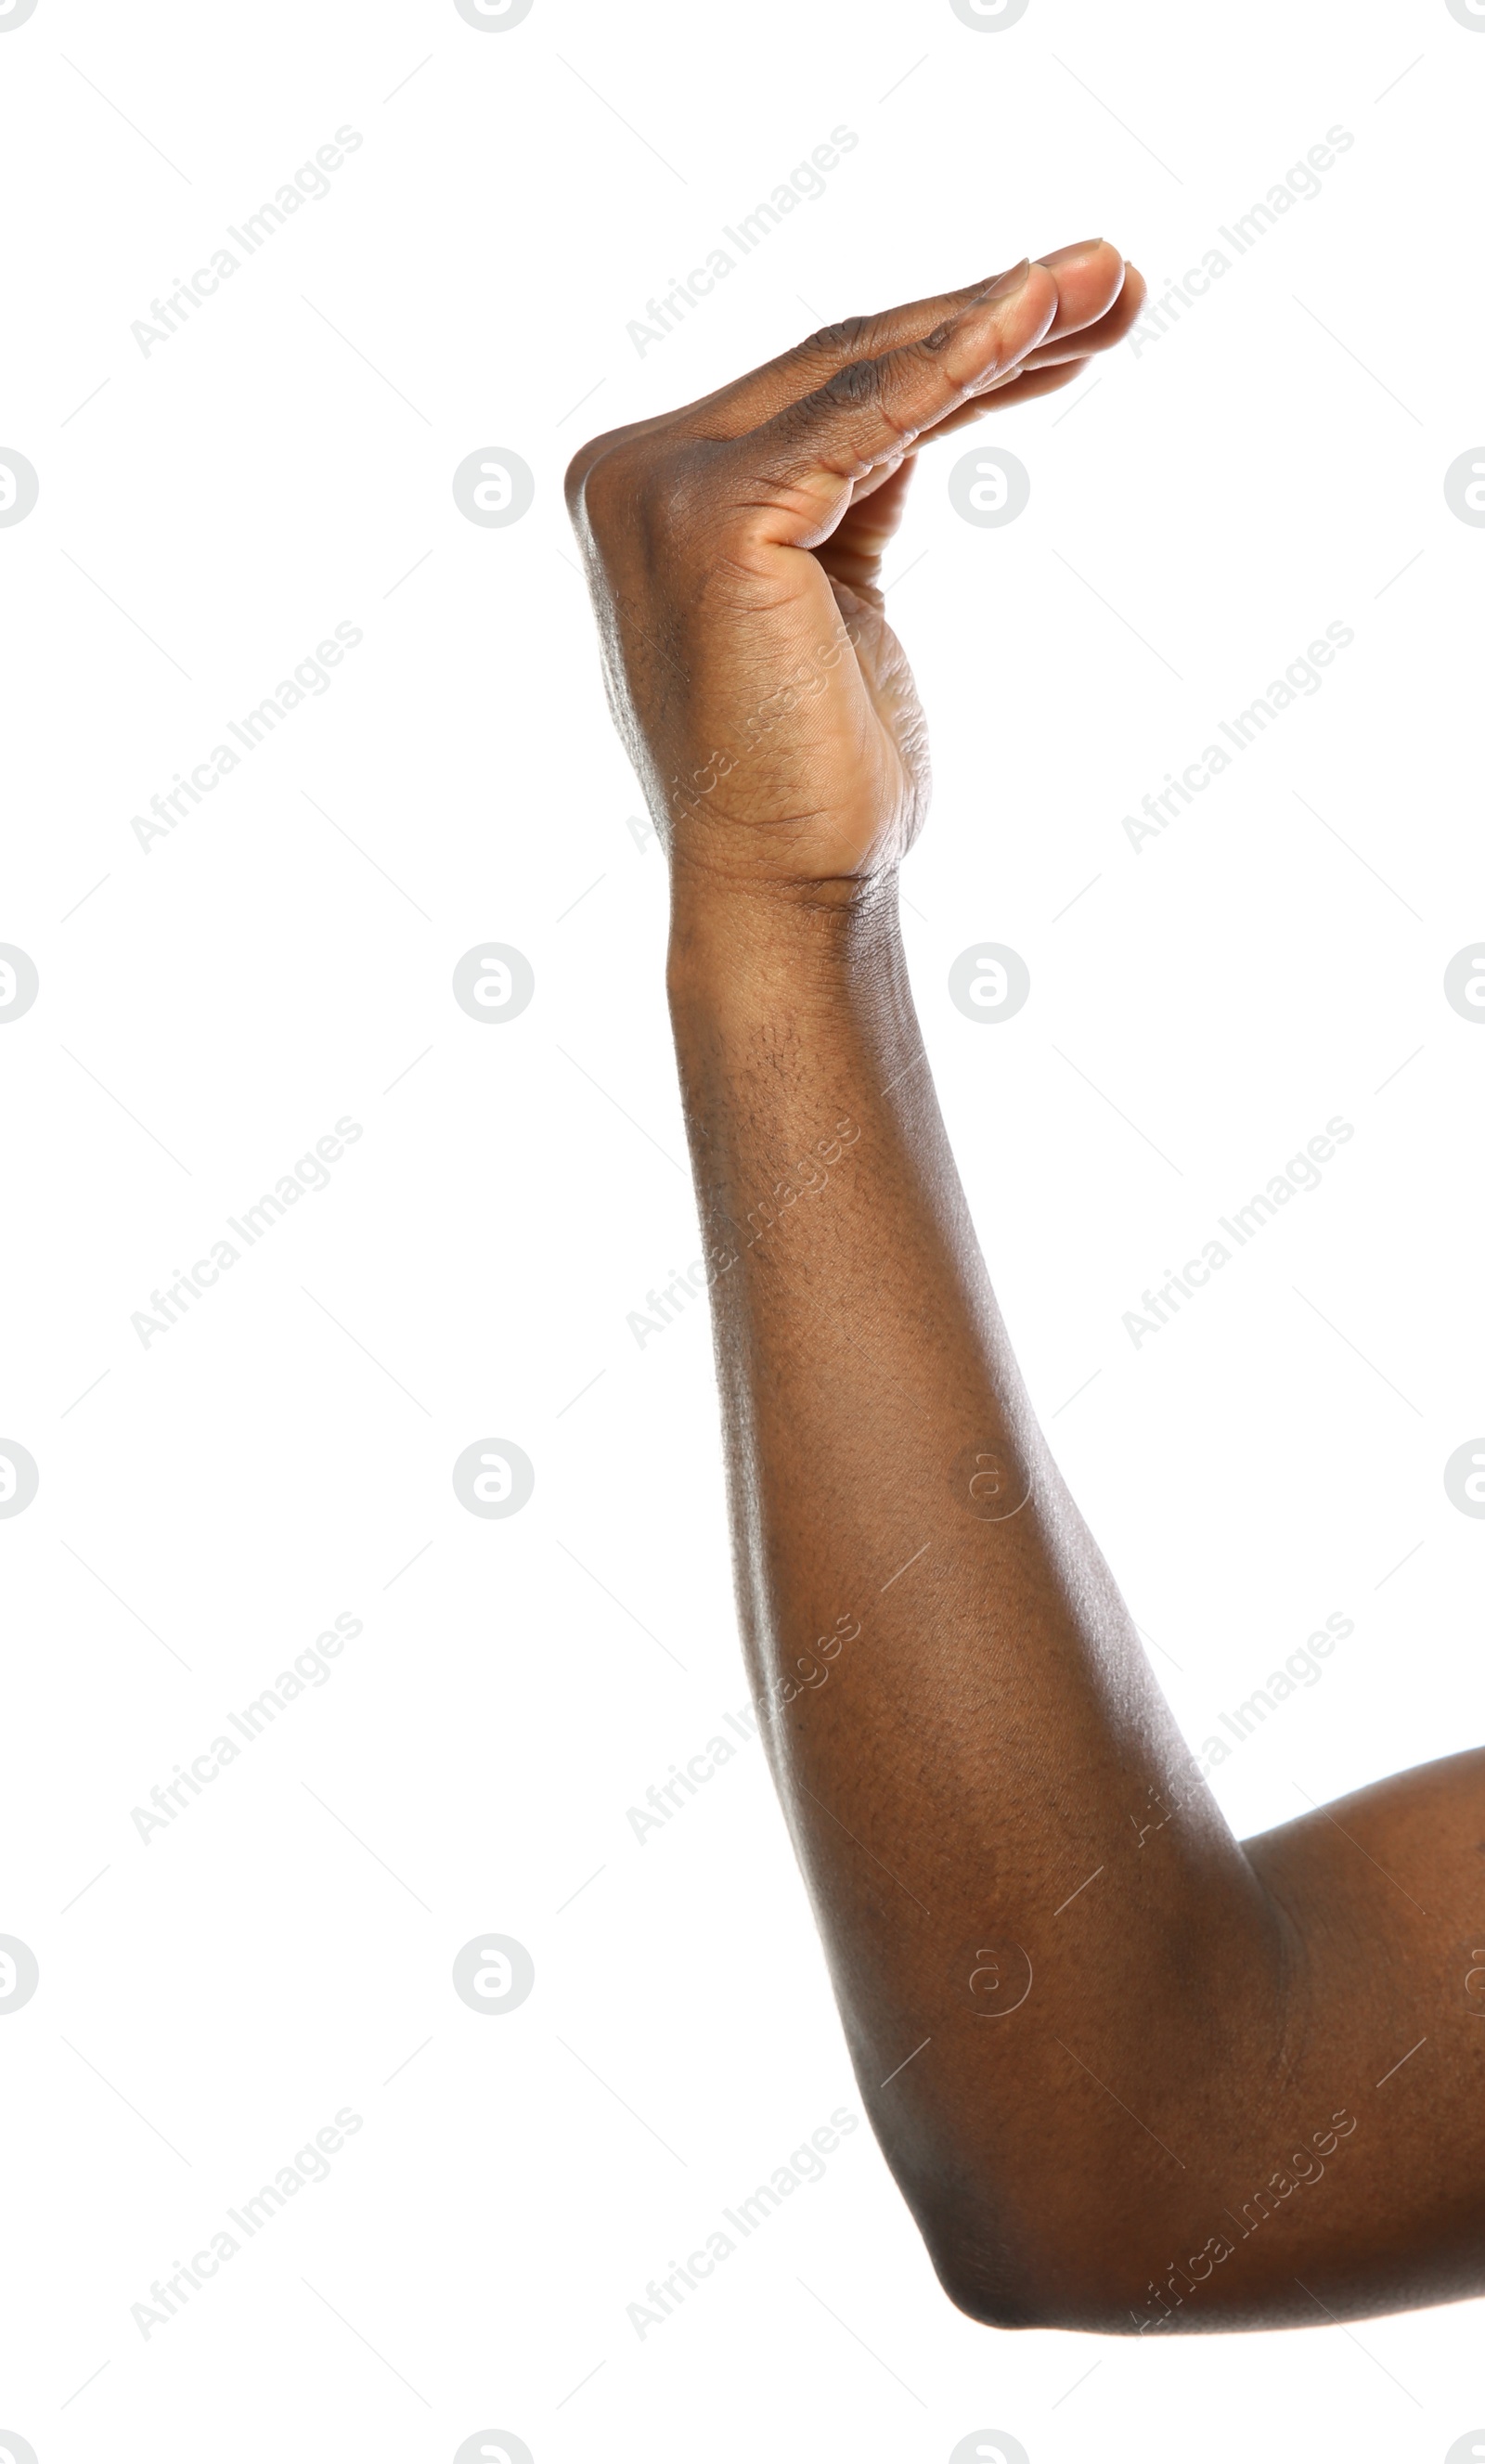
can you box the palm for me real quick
[815,461,932,867]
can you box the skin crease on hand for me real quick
[565,241,1485,2336]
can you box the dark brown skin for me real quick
[565,241,1485,2335]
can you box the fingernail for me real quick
[984,257,1031,299]
[1038,237,1104,268]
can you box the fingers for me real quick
[1016,260,1146,369]
[683,264,1038,438]
[564,278,1009,494]
[1021,239,1128,345]
[568,242,1138,532]
[681,239,1125,442]
[717,264,1061,536]
[912,356,1095,439]
[899,263,1147,451]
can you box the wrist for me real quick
[665,860,904,1013]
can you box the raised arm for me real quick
[567,247,1485,2334]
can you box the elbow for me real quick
[929,2256,1051,2334]
[927,2234,1152,2337]
[872,2103,1182,2335]
[912,2194,1156,2338]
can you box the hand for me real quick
[565,240,1144,899]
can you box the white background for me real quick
[2,1,1484,2458]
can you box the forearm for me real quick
[667,872,1293,2323]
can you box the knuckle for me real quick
[567,436,648,544]
[564,419,668,526]
[563,429,622,517]
[802,313,876,357]
[820,354,886,411]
